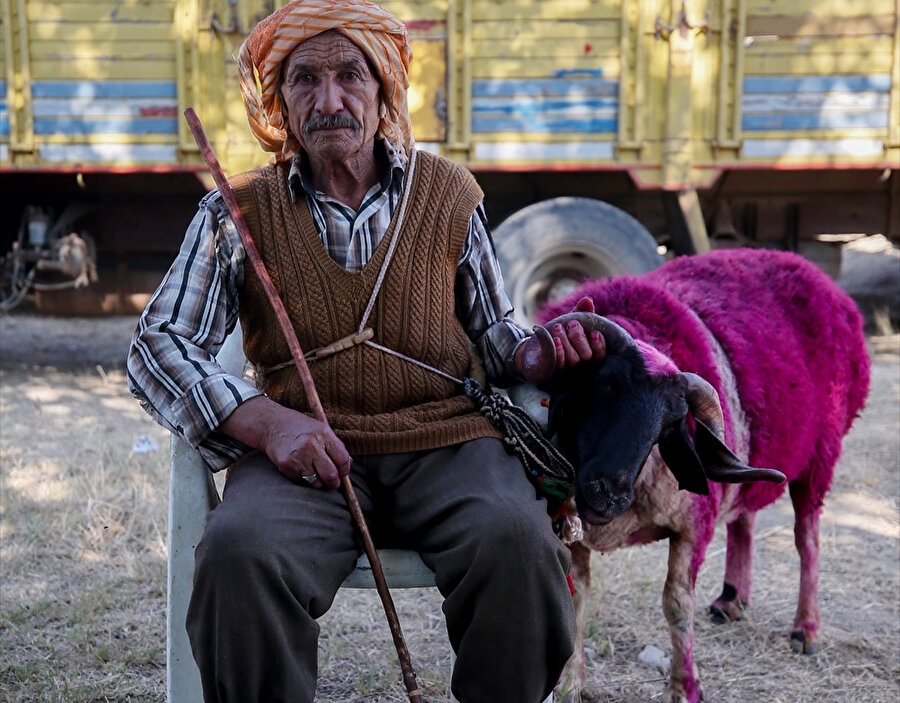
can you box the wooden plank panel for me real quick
[36,0,174,3]
[472,140,615,164]
[471,56,620,80]
[474,95,617,111]
[28,2,175,22]
[470,0,621,21]
[33,97,177,118]
[737,127,886,138]
[36,142,178,163]
[405,22,447,40]
[472,113,617,133]
[742,75,892,93]
[740,69,892,134]
[472,78,618,97]
[30,40,175,59]
[379,0,447,22]
[742,137,886,158]
[742,112,888,130]
[743,52,894,74]
[471,37,619,60]
[743,36,895,56]
[471,19,619,41]
[746,14,896,38]
[745,0,895,14]
[31,81,177,98]
[34,116,177,135]
[30,59,176,81]
[29,22,175,41]
[37,132,176,144]
[742,92,890,112]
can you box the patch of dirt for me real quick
[1,242,898,700]
[0,305,137,370]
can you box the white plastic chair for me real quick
[165,326,551,702]
[166,442,440,701]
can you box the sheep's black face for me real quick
[544,349,686,525]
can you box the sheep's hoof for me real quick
[554,679,583,703]
[790,630,819,655]
[661,686,701,703]
[709,582,747,624]
[708,600,745,624]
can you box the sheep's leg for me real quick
[557,541,592,703]
[709,511,756,623]
[789,479,823,654]
[662,533,705,703]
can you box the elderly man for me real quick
[128,1,604,701]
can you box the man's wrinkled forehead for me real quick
[281,30,377,82]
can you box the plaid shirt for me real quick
[127,144,528,470]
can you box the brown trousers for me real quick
[186,438,575,703]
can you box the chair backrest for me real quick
[342,549,436,589]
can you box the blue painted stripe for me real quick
[742,92,890,113]
[33,117,178,135]
[33,98,178,119]
[742,112,889,131]
[39,143,178,163]
[743,75,892,94]
[554,68,605,78]
[472,98,618,115]
[472,78,618,98]
[1,76,6,137]
[472,115,617,133]
[31,81,177,99]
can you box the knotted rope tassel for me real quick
[462,378,582,543]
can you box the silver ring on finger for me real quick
[301,472,319,484]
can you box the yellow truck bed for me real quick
[3,0,897,182]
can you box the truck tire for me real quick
[493,197,663,324]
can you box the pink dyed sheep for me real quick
[533,248,870,703]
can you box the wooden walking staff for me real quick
[184,108,423,703]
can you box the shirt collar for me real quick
[288,140,408,203]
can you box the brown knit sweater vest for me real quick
[231,151,502,455]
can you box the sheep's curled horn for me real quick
[520,311,786,486]
[681,372,786,485]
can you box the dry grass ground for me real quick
[0,314,897,703]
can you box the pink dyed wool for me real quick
[539,248,870,703]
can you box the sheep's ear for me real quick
[658,419,710,495]
[694,420,786,485]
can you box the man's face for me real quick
[280,31,381,163]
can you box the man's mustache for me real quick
[303,114,360,134]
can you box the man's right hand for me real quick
[220,395,352,489]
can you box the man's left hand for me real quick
[514,296,606,383]
[544,296,605,370]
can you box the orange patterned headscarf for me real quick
[238,0,413,161]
